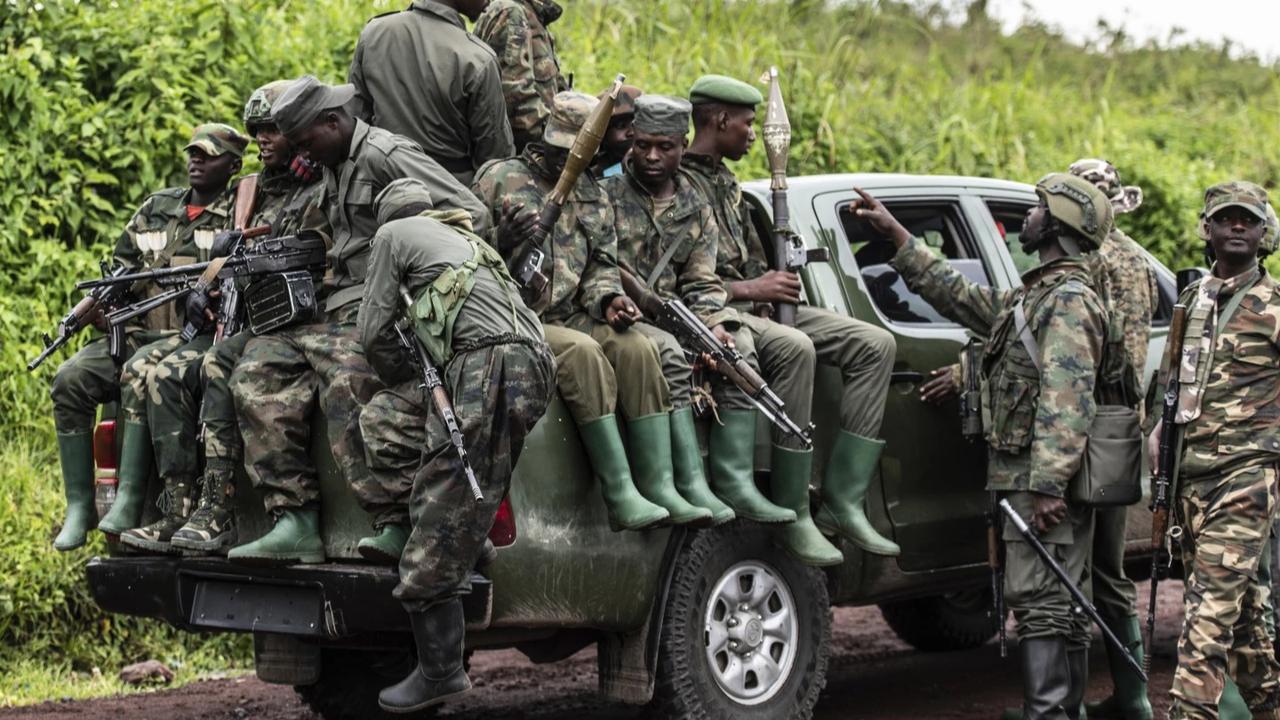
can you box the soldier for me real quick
[471,91,684,530]
[349,0,514,185]
[684,74,899,566]
[1151,182,1280,720]
[593,84,642,178]
[226,76,488,565]
[473,0,567,152]
[857,175,1115,720]
[86,124,247,544]
[355,179,554,712]
[603,95,795,528]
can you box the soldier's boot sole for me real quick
[227,547,326,566]
[119,532,182,555]
[357,524,409,565]
[170,528,236,554]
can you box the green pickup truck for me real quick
[84,173,1177,719]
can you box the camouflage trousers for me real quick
[147,334,213,484]
[555,314,670,421]
[1003,491,1094,647]
[199,332,251,475]
[50,329,173,433]
[737,306,896,449]
[119,334,187,424]
[1170,463,1280,719]
[229,304,383,516]
[357,336,554,610]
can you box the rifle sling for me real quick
[645,233,687,288]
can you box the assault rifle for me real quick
[27,262,131,371]
[999,499,1148,682]
[1145,303,1189,674]
[395,290,482,502]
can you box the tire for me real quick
[651,523,831,720]
[295,647,439,720]
[878,587,1001,652]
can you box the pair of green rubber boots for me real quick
[55,420,163,551]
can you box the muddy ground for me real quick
[2,581,1184,720]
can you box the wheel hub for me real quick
[703,561,799,705]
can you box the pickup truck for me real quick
[84,173,1178,719]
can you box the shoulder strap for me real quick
[1014,298,1041,372]
[1215,276,1259,336]
[645,233,687,288]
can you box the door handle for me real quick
[891,371,925,385]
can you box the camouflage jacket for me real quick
[1156,268,1280,481]
[1097,227,1157,382]
[471,145,622,324]
[681,152,770,285]
[893,238,1107,497]
[349,0,514,184]
[249,167,328,237]
[603,163,736,328]
[473,0,567,150]
[322,119,489,313]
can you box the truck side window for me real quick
[838,201,990,326]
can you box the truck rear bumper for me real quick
[86,556,492,639]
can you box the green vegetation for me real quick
[2,0,1278,705]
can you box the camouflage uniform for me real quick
[473,0,567,152]
[349,0,514,185]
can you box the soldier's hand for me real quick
[1030,493,1068,534]
[211,229,243,258]
[184,289,218,331]
[498,198,541,250]
[290,156,319,182]
[1147,425,1162,474]
[751,301,774,319]
[748,270,803,304]
[702,323,736,370]
[849,187,912,248]
[605,295,642,330]
[919,365,961,405]
[87,305,109,333]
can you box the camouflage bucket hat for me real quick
[184,123,251,158]
[633,94,692,137]
[1068,158,1143,214]
[1035,172,1113,250]
[244,80,296,130]
[375,178,435,227]
[543,91,600,150]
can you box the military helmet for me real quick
[1034,172,1114,251]
[1068,158,1143,214]
[243,80,295,132]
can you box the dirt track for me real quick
[1,581,1184,720]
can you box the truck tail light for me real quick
[94,420,118,471]
[488,496,516,547]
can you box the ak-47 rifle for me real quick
[1145,303,1189,674]
[395,289,482,501]
[760,66,828,326]
[958,339,1004,656]
[1000,499,1148,682]
[210,173,261,342]
[513,74,626,293]
[27,261,132,371]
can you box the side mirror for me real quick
[1176,267,1209,295]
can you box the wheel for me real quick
[295,647,439,720]
[652,523,831,719]
[878,587,1001,652]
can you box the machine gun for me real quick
[395,290,482,502]
[760,66,828,326]
[27,261,131,371]
[1145,303,1189,674]
[999,499,1148,682]
[513,73,626,293]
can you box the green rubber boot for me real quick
[579,415,668,531]
[669,407,734,526]
[357,523,410,565]
[772,445,843,566]
[1083,614,1153,720]
[1219,678,1249,720]
[120,478,195,554]
[814,431,900,556]
[170,466,237,554]
[53,430,97,551]
[628,413,712,526]
[708,409,795,524]
[98,420,153,535]
[227,507,325,565]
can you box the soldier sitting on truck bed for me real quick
[683,74,900,567]
[471,91,678,531]
[356,178,554,713]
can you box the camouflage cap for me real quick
[1068,158,1143,214]
[270,75,356,138]
[1203,180,1269,221]
[184,123,250,158]
[375,178,435,228]
[633,95,692,137]
[244,80,295,130]
[604,84,643,117]
[1035,172,1113,250]
[543,91,600,150]
[688,74,763,107]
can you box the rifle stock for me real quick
[27,262,131,371]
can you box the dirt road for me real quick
[1,581,1184,720]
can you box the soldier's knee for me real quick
[862,325,897,363]
[51,358,90,404]
[608,327,662,364]
[556,333,610,375]
[777,325,816,363]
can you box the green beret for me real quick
[270,75,356,138]
[633,95,691,137]
[689,74,763,107]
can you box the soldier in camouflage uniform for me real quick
[1150,182,1280,720]
[355,179,553,713]
[603,95,797,528]
[593,84,642,179]
[684,74,899,567]
[472,91,689,530]
[74,124,247,549]
[473,0,567,152]
[349,0,514,185]
[226,76,488,565]
[862,175,1116,720]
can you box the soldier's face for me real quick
[252,124,293,171]
[720,106,756,162]
[602,113,635,164]
[1021,203,1050,251]
[289,114,346,170]
[631,130,685,190]
[187,149,240,193]
[1207,207,1265,262]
